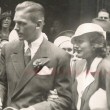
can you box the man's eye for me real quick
[17,22,26,26]
[21,22,26,25]
[100,17,108,19]
[68,48,72,52]
[63,48,72,52]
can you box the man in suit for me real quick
[0,1,72,110]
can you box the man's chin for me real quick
[18,36,24,40]
[19,38,24,41]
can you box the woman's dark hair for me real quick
[0,11,12,30]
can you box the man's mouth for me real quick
[18,34,24,40]
[19,37,24,41]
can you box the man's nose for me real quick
[14,23,19,31]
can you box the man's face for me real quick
[98,11,109,21]
[14,10,37,42]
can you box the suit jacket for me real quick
[0,38,72,110]
[71,57,110,110]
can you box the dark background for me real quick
[0,0,110,42]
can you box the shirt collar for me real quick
[77,57,103,77]
[89,57,102,73]
[31,33,43,49]
[24,33,44,52]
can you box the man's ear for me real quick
[36,20,44,29]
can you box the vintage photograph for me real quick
[0,0,110,110]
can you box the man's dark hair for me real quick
[99,9,108,13]
[15,1,45,23]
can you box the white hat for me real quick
[54,36,71,47]
[71,23,106,43]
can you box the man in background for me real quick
[98,9,109,21]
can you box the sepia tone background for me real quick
[0,0,110,42]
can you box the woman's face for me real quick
[74,40,94,59]
[2,17,11,28]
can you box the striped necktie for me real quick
[24,46,31,66]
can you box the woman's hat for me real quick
[71,23,106,43]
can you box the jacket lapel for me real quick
[80,72,99,110]
[11,41,25,79]
[10,41,25,98]
[80,58,103,109]
[76,62,94,109]
[12,39,49,98]
[72,60,86,107]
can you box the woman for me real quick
[0,11,12,49]
[71,23,110,110]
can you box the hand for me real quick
[47,89,59,101]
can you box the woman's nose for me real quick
[5,18,10,21]
[73,44,79,51]
[74,44,79,48]
[5,18,8,21]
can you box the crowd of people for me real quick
[0,1,110,110]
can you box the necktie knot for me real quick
[25,47,31,56]
[24,45,31,66]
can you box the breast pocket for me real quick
[32,73,54,91]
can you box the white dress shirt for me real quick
[24,33,43,59]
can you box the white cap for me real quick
[71,23,106,43]
[54,36,71,47]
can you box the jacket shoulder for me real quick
[99,56,110,72]
[4,41,21,49]
[45,40,71,60]
[2,41,22,56]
